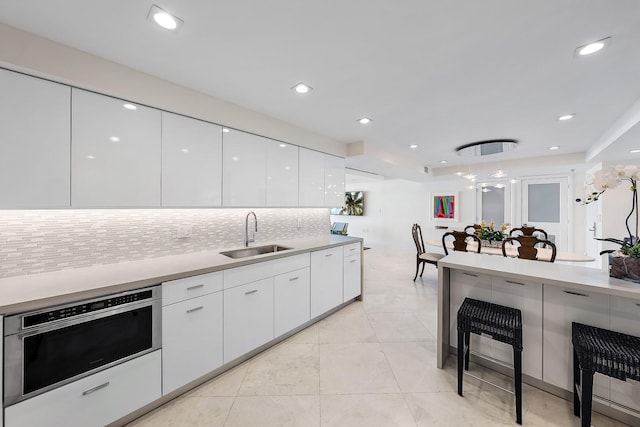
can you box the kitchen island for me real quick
[438,251,640,424]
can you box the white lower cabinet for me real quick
[224,278,275,362]
[609,296,640,413]
[162,291,223,395]
[543,286,610,400]
[310,246,344,318]
[4,350,161,427]
[343,253,361,302]
[449,270,492,358]
[491,277,543,380]
[274,268,311,337]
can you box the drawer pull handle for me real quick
[636,303,640,307]
[350,259,357,263]
[289,276,299,281]
[505,280,525,286]
[187,284,205,291]
[245,289,258,295]
[186,306,204,313]
[325,253,334,257]
[564,290,588,297]
[350,248,356,251]
[463,272,478,277]
[82,382,110,396]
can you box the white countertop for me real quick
[0,235,362,314]
[439,251,640,300]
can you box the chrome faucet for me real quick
[245,211,258,247]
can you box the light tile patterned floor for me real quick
[128,247,629,426]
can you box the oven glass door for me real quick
[23,305,153,395]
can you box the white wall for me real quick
[332,178,477,252]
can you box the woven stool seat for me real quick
[457,297,523,424]
[572,322,640,427]
[457,298,523,350]
[572,322,640,382]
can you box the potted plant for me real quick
[577,164,640,282]
[477,220,509,248]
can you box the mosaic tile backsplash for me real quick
[0,208,330,278]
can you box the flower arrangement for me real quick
[577,164,639,257]
[477,219,509,241]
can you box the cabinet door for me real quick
[324,154,345,208]
[222,129,267,206]
[71,89,161,207]
[162,292,223,394]
[224,278,274,362]
[298,148,325,207]
[4,351,161,427]
[543,286,610,400]
[310,246,344,318]
[491,277,543,380]
[161,112,222,207]
[266,139,298,206]
[274,268,311,337]
[449,270,492,357]
[0,69,70,208]
[610,296,640,413]
[343,253,361,302]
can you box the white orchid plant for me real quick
[577,164,639,256]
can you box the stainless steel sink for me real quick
[220,244,292,259]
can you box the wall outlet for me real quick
[176,225,193,238]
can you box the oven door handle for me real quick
[82,381,110,396]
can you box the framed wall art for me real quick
[431,192,458,222]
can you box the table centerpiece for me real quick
[477,220,508,248]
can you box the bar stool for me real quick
[572,322,640,427]
[457,297,523,425]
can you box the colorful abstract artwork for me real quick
[432,193,457,221]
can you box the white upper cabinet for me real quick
[266,140,298,206]
[324,154,345,208]
[161,112,222,207]
[223,129,267,207]
[298,148,325,207]
[71,89,161,207]
[0,69,71,208]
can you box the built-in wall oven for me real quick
[3,285,161,407]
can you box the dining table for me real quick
[426,239,595,262]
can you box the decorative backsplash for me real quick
[0,208,330,278]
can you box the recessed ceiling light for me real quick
[456,172,464,176]
[123,103,137,110]
[181,148,189,153]
[548,146,560,150]
[491,170,506,178]
[292,83,312,94]
[86,155,95,160]
[109,136,120,142]
[222,128,230,133]
[576,37,610,56]
[440,160,447,164]
[409,144,418,149]
[358,117,372,125]
[148,4,183,31]
[631,149,640,154]
[463,174,476,180]
[558,113,575,121]
[468,185,475,190]
[279,143,287,148]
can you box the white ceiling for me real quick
[2,0,640,180]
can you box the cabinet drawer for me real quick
[162,292,223,394]
[343,254,361,302]
[343,243,361,257]
[223,253,310,289]
[274,268,311,337]
[162,271,223,306]
[450,269,491,287]
[224,278,275,362]
[5,350,161,427]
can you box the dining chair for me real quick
[501,236,557,262]
[412,224,444,281]
[464,224,482,235]
[509,226,548,240]
[441,231,482,255]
